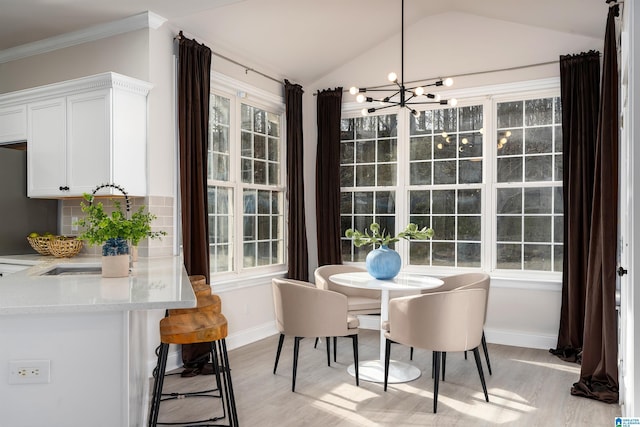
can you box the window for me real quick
[494,96,563,272]
[340,85,562,276]
[340,115,398,262]
[207,80,285,277]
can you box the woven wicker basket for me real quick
[27,236,53,256]
[48,238,84,258]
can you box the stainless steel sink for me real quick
[41,265,102,276]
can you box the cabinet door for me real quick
[0,104,27,143]
[27,98,66,197]
[66,90,111,195]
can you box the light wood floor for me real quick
[152,329,621,426]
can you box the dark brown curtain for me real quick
[551,50,600,362]
[316,88,343,266]
[571,3,619,404]
[177,32,212,371]
[178,33,211,283]
[285,80,309,281]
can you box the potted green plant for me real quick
[75,193,166,277]
[345,222,434,279]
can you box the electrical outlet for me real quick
[8,360,50,384]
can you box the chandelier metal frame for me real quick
[349,0,456,116]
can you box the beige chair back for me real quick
[272,278,355,338]
[314,265,380,300]
[387,288,486,353]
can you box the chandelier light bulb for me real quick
[434,94,441,102]
[449,98,458,107]
[462,138,469,145]
[414,86,425,96]
[437,143,443,150]
[505,130,512,137]
[500,137,507,144]
[356,94,365,103]
[444,78,454,87]
[349,86,358,95]
[387,72,398,83]
[361,108,369,116]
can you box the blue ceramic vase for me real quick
[366,245,401,280]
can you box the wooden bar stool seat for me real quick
[168,294,222,316]
[148,312,238,426]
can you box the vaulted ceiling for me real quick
[0,0,610,84]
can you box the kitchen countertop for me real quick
[0,254,196,315]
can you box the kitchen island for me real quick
[0,255,196,427]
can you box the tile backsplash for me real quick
[60,196,175,257]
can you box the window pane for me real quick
[433,161,456,184]
[497,157,522,182]
[524,187,552,213]
[410,136,431,160]
[497,188,522,214]
[497,216,521,241]
[524,216,551,242]
[525,98,553,126]
[525,156,552,181]
[497,244,521,269]
[497,129,523,155]
[432,190,455,214]
[458,189,481,214]
[497,101,523,128]
[457,243,481,267]
[458,216,481,240]
[525,127,553,154]
[410,161,432,185]
[524,244,551,270]
[459,159,482,184]
[410,190,431,214]
[409,242,431,265]
[433,242,455,266]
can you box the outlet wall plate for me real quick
[8,360,51,384]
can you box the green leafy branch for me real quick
[345,222,434,248]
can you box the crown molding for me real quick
[0,11,167,65]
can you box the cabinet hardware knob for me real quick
[618,266,628,276]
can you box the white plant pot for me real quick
[102,254,129,278]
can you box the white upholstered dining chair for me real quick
[383,287,489,413]
[271,278,360,392]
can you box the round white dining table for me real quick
[329,271,444,383]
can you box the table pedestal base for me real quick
[347,359,421,383]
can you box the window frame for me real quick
[207,72,288,286]
[340,78,562,282]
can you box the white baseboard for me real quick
[225,322,278,351]
[485,327,557,350]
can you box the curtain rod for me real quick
[333,59,562,95]
[174,32,284,86]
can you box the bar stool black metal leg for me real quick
[219,338,239,426]
[148,343,168,427]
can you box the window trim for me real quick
[208,72,288,284]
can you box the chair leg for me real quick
[148,343,168,427]
[464,350,468,360]
[482,331,492,375]
[219,338,239,426]
[351,334,359,386]
[410,346,414,361]
[326,337,331,367]
[473,347,489,402]
[273,333,285,374]
[442,352,446,381]
[333,336,338,363]
[293,337,302,392]
[314,337,319,348]
[433,351,441,413]
[384,338,392,391]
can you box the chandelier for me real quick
[349,0,457,117]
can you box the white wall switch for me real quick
[8,360,50,384]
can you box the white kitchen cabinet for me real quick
[0,104,27,144]
[27,97,67,195]
[0,72,152,198]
